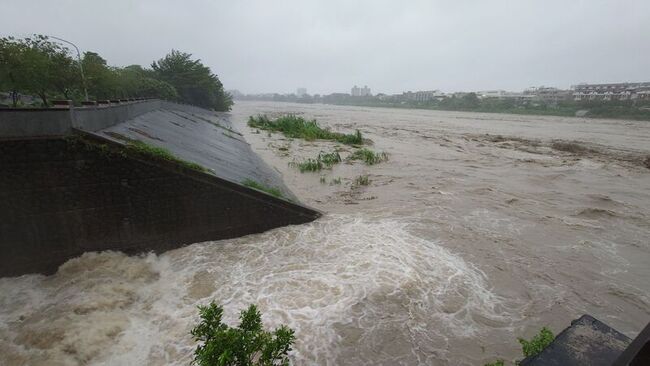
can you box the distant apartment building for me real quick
[402,90,445,102]
[572,82,650,101]
[451,92,470,99]
[524,86,572,103]
[296,88,307,97]
[477,90,506,98]
[478,90,532,101]
[351,85,371,97]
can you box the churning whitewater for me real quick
[0,216,512,365]
[1,101,649,365]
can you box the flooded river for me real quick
[2,101,649,365]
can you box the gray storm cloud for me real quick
[1,0,649,94]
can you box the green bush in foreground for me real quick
[484,360,504,366]
[242,179,284,199]
[518,327,554,358]
[348,148,388,165]
[191,302,295,366]
[248,115,363,145]
[484,327,555,365]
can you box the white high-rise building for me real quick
[351,85,371,97]
[296,88,307,97]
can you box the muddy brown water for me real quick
[1,101,649,365]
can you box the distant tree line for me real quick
[381,93,650,120]
[0,35,232,111]
[241,91,650,121]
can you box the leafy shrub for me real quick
[348,148,388,165]
[248,115,362,145]
[518,327,554,358]
[191,302,295,366]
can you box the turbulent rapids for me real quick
[0,216,512,365]
[1,101,649,365]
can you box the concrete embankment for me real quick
[0,100,320,277]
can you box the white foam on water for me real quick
[0,214,514,365]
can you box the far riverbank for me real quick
[238,98,650,122]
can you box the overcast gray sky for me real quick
[2,0,649,95]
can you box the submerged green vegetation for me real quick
[318,151,342,167]
[191,302,295,366]
[348,148,388,165]
[290,158,322,173]
[247,115,382,189]
[242,179,284,199]
[354,175,371,186]
[289,151,342,173]
[247,115,363,145]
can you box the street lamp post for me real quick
[48,36,89,101]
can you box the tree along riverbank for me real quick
[0,35,232,111]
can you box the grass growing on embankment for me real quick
[242,179,284,198]
[125,140,210,173]
[67,134,211,174]
[248,115,363,145]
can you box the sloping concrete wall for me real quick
[0,101,320,277]
[0,133,319,277]
[97,101,292,198]
[0,100,292,199]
